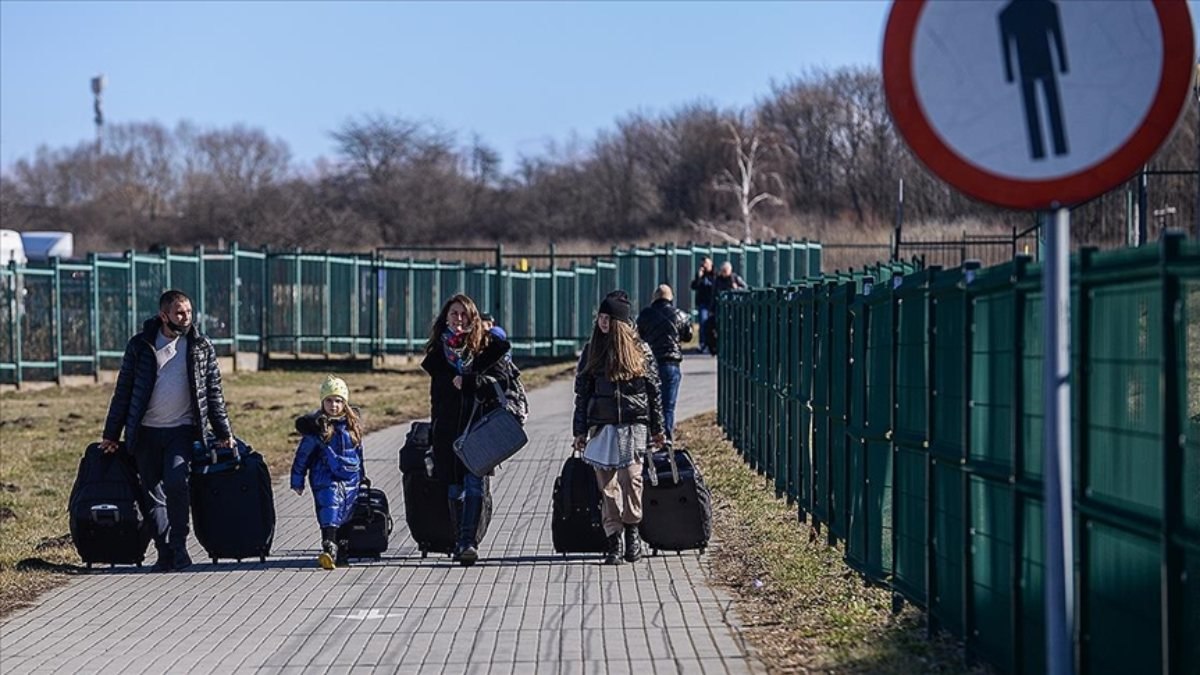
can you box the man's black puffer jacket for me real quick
[102,317,233,452]
[572,340,664,438]
[635,299,694,364]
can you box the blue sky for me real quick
[0,1,896,170]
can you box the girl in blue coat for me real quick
[290,375,365,569]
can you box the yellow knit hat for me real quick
[319,375,349,403]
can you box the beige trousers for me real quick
[594,460,643,536]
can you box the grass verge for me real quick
[0,359,575,618]
[676,412,985,674]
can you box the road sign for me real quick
[883,0,1195,210]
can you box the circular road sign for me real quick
[883,0,1195,210]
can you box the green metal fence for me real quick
[0,239,821,385]
[716,233,1199,674]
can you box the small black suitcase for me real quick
[68,443,152,568]
[551,453,608,554]
[401,472,492,557]
[640,444,712,554]
[190,437,276,563]
[337,480,392,560]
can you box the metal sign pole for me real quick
[1043,207,1075,675]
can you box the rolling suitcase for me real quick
[189,437,276,563]
[551,452,608,554]
[640,443,712,554]
[401,471,492,557]
[337,479,392,560]
[68,443,152,568]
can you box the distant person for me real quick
[100,289,234,572]
[689,257,715,353]
[480,312,507,341]
[635,285,693,440]
[573,291,666,565]
[714,261,747,295]
[290,375,365,569]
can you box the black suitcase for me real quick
[640,444,712,554]
[551,453,608,554]
[401,472,492,557]
[398,422,434,475]
[68,443,152,568]
[189,438,276,563]
[337,480,392,560]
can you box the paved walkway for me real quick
[0,355,762,674]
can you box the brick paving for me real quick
[0,355,762,674]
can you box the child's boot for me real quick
[318,527,338,570]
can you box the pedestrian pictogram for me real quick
[883,0,1195,210]
[999,0,1070,160]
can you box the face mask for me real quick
[165,319,189,335]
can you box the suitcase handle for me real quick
[90,503,120,525]
[646,441,680,486]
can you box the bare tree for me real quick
[711,119,786,242]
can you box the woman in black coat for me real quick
[420,293,518,565]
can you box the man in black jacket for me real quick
[100,290,234,572]
[689,257,715,353]
[636,285,694,440]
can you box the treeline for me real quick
[1,67,1195,253]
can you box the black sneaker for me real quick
[171,549,193,572]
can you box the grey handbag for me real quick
[453,382,529,477]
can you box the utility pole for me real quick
[91,74,105,154]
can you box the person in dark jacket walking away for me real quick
[421,293,520,566]
[635,284,693,440]
[689,257,715,353]
[100,289,234,572]
[573,291,666,565]
[290,375,365,569]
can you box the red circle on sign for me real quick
[883,0,1195,210]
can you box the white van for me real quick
[0,229,28,266]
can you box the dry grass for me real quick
[0,359,574,617]
[677,413,985,674]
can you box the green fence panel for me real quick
[968,476,1016,672]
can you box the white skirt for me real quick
[583,423,646,470]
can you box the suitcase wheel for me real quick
[260,556,267,563]
[86,562,94,570]
[136,562,142,568]
[652,549,660,556]
[211,558,219,564]
[421,551,428,559]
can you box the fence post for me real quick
[52,256,63,384]
[260,246,270,359]
[323,253,332,357]
[1159,232,1184,675]
[90,252,101,381]
[8,260,20,388]
[549,242,559,355]
[195,245,206,332]
[230,243,240,369]
[127,250,137,340]
[494,244,505,332]
[293,249,302,356]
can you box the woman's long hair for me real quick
[320,406,364,447]
[582,318,646,382]
[424,293,488,356]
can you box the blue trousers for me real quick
[658,361,681,440]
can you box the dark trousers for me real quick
[658,361,682,440]
[135,425,194,552]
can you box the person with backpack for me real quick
[99,289,234,572]
[421,293,524,565]
[290,375,365,569]
[572,291,666,565]
[635,284,693,440]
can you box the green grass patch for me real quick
[677,413,984,674]
[0,359,574,617]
